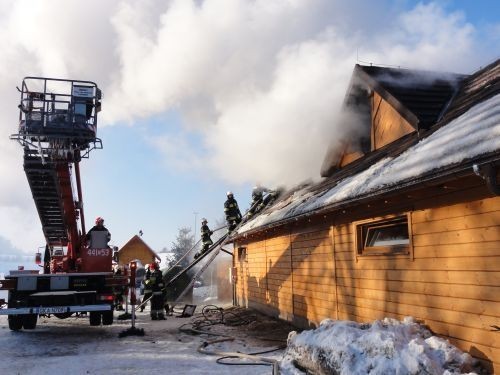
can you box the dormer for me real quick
[321,64,464,177]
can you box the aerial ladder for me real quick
[0,77,126,330]
[136,190,281,311]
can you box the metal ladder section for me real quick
[23,154,68,246]
[165,233,229,289]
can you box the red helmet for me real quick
[95,216,104,225]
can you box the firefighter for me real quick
[194,218,213,259]
[149,262,166,320]
[112,265,125,311]
[224,191,242,231]
[257,189,281,212]
[247,186,269,219]
[86,216,111,247]
[140,264,152,312]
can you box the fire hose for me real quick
[198,337,281,375]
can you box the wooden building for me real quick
[117,235,160,267]
[231,59,500,373]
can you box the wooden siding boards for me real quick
[117,235,160,266]
[371,92,415,150]
[234,196,500,373]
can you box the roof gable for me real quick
[118,235,160,261]
[237,60,500,238]
[321,64,464,177]
[356,64,464,129]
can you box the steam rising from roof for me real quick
[0,0,497,250]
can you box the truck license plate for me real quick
[35,307,67,314]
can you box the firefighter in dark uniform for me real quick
[149,262,166,320]
[224,191,242,231]
[194,218,213,259]
[113,265,125,310]
[247,186,268,220]
[86,216,111,244]
[140,265,152,312]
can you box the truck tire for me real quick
[102,310,113,325]
[22,314,38,329]
[89,311,101,326]
[8,315,23,331]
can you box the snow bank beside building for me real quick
[280,317,481,375]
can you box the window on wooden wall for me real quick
[237,247,247,262]
[355,215,412,256]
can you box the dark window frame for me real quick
[355,214,412,257]
[237,246,247,262]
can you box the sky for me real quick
[0,0,498,269]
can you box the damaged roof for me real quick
[235,59,500,238]
[356,64,464,129]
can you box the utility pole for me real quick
[193,211,198,236]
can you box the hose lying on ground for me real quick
[180,305,287,374]
[198,338,282,375]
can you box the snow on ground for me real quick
[0,304,484,375]
[281,317,482,375]
[0,305,290,375]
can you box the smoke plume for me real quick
[0,0,497,250]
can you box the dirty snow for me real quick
[239,93,500,234]
[281,317,481,375]
[0,305,288,375]
[0,305,484,375]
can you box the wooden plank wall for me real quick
[371,92,415,150]
[118,246,155,266]
[291,227,336,323]
[235,196,500,373]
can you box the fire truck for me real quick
[0,77,126,330]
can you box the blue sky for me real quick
[0,0,498,270]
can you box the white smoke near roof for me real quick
[0,0,497,250]
[102,0,489,186]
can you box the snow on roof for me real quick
[280,317,480,374]
[238,93,500,235]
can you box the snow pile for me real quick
[280,317,481,375]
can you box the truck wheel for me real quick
[22,314,38,329]
[89,311,101,326]
[8,315,23,331]
[102,311,113,325]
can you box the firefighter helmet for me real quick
[95,216,104,225]
[227,191,233,197]
[201,218,207,224]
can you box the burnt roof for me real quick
[356,64,465,129]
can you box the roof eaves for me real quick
[232,152,500,241]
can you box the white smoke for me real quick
[103,0,490,186]
[0,0,497,250]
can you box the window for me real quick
[356,215,411,256]
[237,247,247,262]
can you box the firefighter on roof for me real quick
[224,191,242,231]
[194,218,213,259]
[149,262,166,320]
[247,186,269,219]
